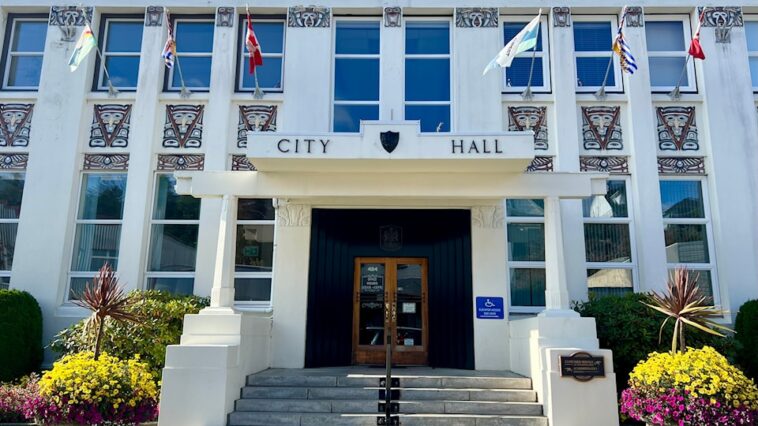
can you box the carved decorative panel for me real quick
[237,105,278,148]
[508,106,548,150]
[581,106,622,151]
[455,8,498,28]
[90,104,131,148]
[624,6,643,27]
[656,106,698,151]
[552,7,571,27]
[163,105,204,148]
[384,7,402,27]
[145,6,164,26]
[580,156,629,174]
[49,6,90,26]
[277,204,311,227]
[157,154,205,171]
[83,154,129,170]
[0,104,33,147]
[231,155,256,171]
[526,156,553,172]
[700,6,743,43]
[0,154,28,170]
[658,157,705,175]
[288,6,330,28]
[471,206,504,229]
[216,7,234,27]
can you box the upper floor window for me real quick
[502,16,550,93]
[645,17,695,92]
[745,19,758,91]
[2,16,48,90]
[506,199,545,312]
[405,20,451,132]
[235,199,276,307]
[238,18,285,92]
[0,173,25,289]
[573,17,621,92]
[96,17,143,91]
[165,17,214,91]
[333,20,380,133]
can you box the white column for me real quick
[203,194,238,312]
[380,10,403,121]
[540,196,578,317]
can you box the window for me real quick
[582,179,636,298]
[2,16,48,89]
[238,18,285,91]
[68,174,127,299]
[333,20,380,133]
[235,199,275,306]
[405,20,451,132]
[573,17,622,92]
[645,17,695,92]
[506,199,545,311]
[745,20,758,91]
[96,17,143,91]
[660,179,716,299]
[502,16,550,93]
[166,18,214,91]
[0,173,25,289]
[146,174,200,295]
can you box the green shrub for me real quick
[50,290,208,378]
[735,299,758,380]
[0,290,43,382]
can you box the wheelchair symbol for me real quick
[484,299,495,308]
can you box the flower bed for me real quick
[0,375,38,423]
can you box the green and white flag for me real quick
[68,24,97,72]
[483,10,542,75]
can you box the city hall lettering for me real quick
[451,139,504,154]
[277,138,331,154]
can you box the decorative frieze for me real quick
[526,156,553,172]
[0,154,28,170]
[216,7,235,27]
[581,106,622,151]
[471,206,505,229]
[384,7,402,28]
[507,106,548,150]
[656,106,698,151]
[288,6,330,28]
[50,6,92,41]
[163,105,204,149]
[700,7,743,43]
[231,155,256,171]
[90,104,131,148]
[0,104,33,148]
[157,154,205,171]
[658,157,705,175]
[580,156,629,174]
[624,6,644,27]
[237,105,278,148]
[145,6,164,26]
[277,204,311,227]
[552,7,571,27]
[83,154,129,170]
[455,8,498,28]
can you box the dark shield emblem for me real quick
[379,225,402,251]
[380,131,399,153]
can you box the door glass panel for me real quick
[358,263,385,346]
[396,263,422,347]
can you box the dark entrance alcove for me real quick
[304,209,474,369]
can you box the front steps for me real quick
[228,367,548,426]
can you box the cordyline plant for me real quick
[72,263,142,360]
[643,266,732,354]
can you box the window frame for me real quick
[0,14,49,91]
[645,14,697,93]
[93,14,144,92]
[505,199,546,314]
[234,199,276,309]
[744,16,758,92]
[572,15,624,94]
[0,171,25,288]
[501,14,551,94]
[162,15,215,93]
[235,14,286,93]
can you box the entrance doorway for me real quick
[353,258,428,365]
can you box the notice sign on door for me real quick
[475,297,504,319]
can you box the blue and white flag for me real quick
[612,7,637,74]
[483,9,542,75]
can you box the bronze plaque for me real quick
[559,352,605,382]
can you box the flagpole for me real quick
[594,54,614,100]
[165,7,191,98]
[247,4,265,99]
[668,55,691,100]
[80,8,119,97]
[521,23,540,100]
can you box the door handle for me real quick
[391,301,397,324]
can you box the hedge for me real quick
[0,290,43,382]
[735,299,758,381]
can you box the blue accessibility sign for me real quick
[475,297,504,319]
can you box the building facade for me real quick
[1,1,758,425]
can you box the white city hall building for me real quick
[1,1,757,425]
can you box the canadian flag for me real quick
[246,13,263,74]
[688,11,705,60]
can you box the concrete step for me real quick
[228,412,549,426]
[247,374,532,390]
[241,386,537,402]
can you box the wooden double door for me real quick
[352,257,429,365]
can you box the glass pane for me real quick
[153,175,201,220]
[334,104,379,133]
[0,173,25,219]
[146,277,194,295]
[660,180,704,218]
[664,224,710,263]
[105,21,143,52]
[175,21,214,53]
[507,223,545,261]
[104,56,140,88]
[335,58,380,101]
[253,22,284,53]
[396,263,422,347]
[234,277,272,302]
[750,57,758,88]
[588,286,633,299]
[583,180,628,218]
[0,276,9,290]
[0,223,18,270]
[235,224,274,272]
[241,56,282,89]
[746,22,758,51]
[587,268,633,289]
[7,56,43,87]
[237,199,275,220]
[506,199,544,217]
[510,268,545,307]
[336,21,380,54]
[405,58,450,101]
[648,57,688,88]
[405,21,449,54]
[78,174,127,220]
[505,57,543,88]
[358,263,385,346]
[574,22,612,51]
[405,105,450,133]
[148,224,198,271]
[71,224,122,271]
[505,22,542,51]
[576,56,615,87]
[646,21,685,51]
[69,277,93,300]
[12,21,47,52]
[171,56,212,88]
[584,223,632,263]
